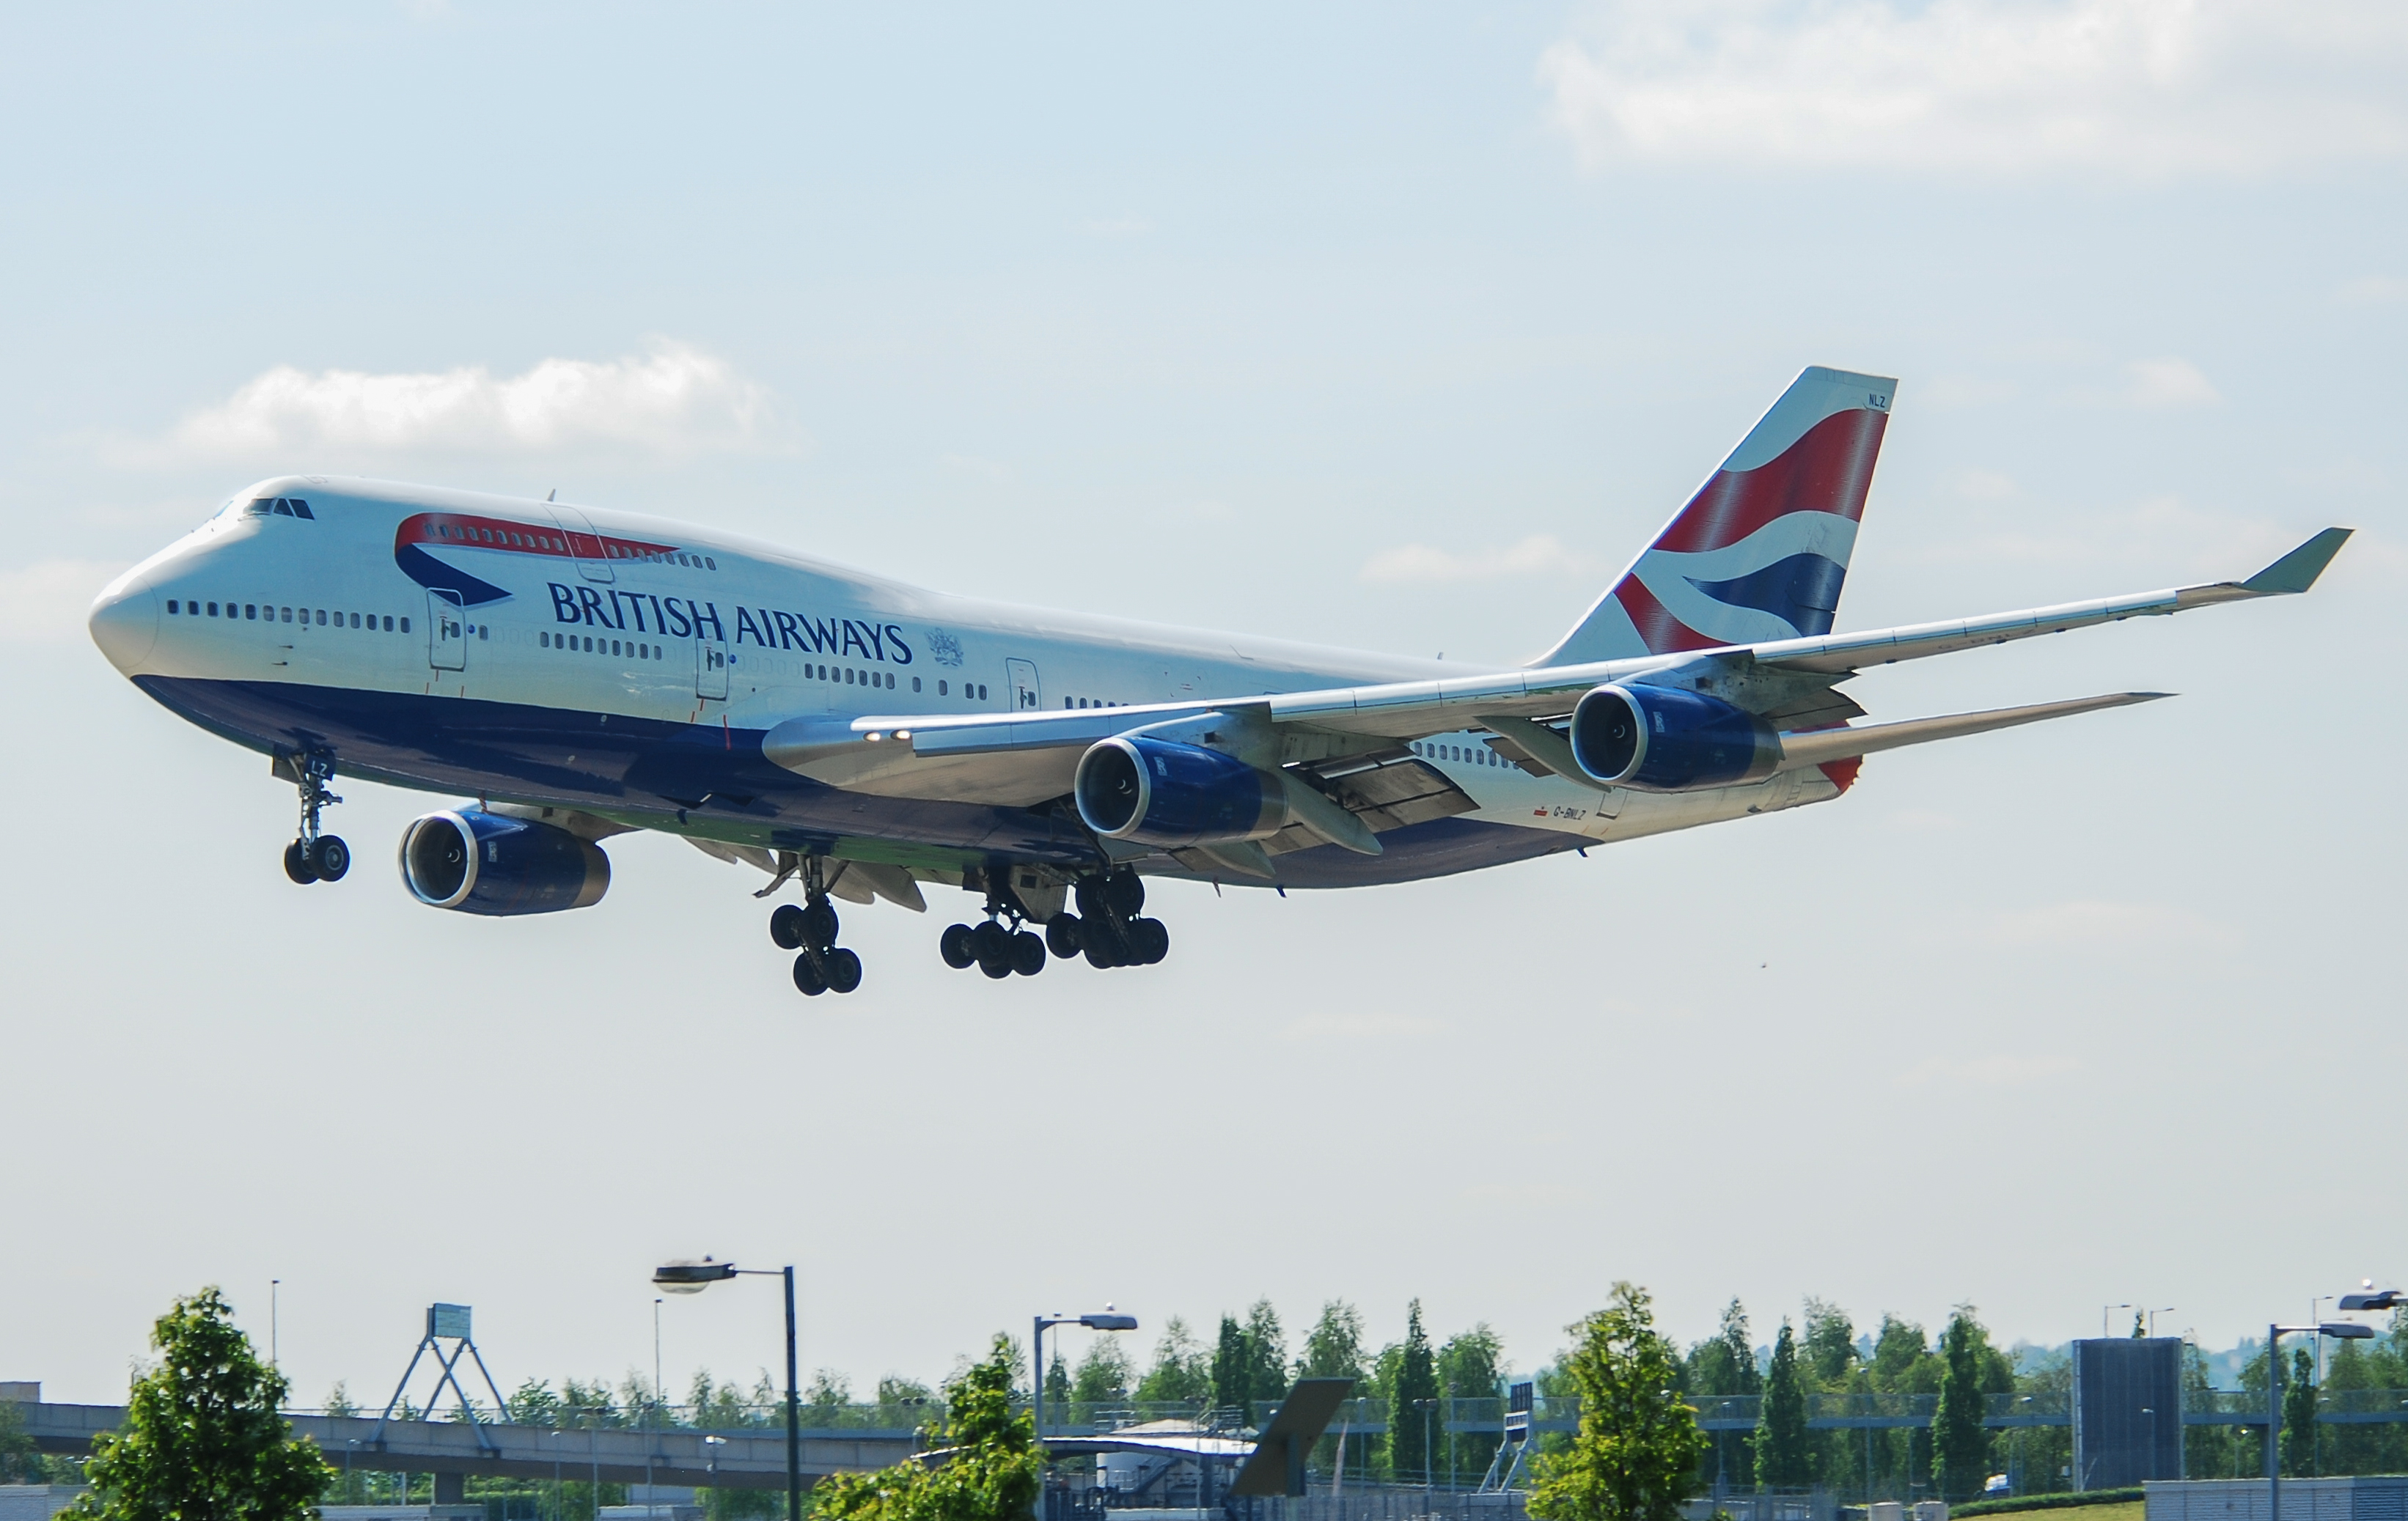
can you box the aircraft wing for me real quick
[762,528,2343,803]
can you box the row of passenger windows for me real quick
[167,599,408,633]
[1063,696,1126,708]
[1414,739,1504,767]
[543,632,664,660]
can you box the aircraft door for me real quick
[544,502,614,583]
[428,591,466,671]
[695,638,729,700]
[1005,658,1040,711]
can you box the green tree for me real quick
[1802,1300,1856,1388]
[1135,1319,1212,1404]
[70,1287,330,1521]
[1529,1284,1705,1521]
[1213,1316,1249,1418]
[1301,1302,1368,1380]
[1244,1301,1289,1413]
[815,1336,1041,1521]
[1754,1322,1810,1489]
[1931,1307,1989,1501]
[1390,1301,1442,1485]
[1438,1324,1504,1484]
[1071,1339,1130,1413]
[0,1399,45,1484]
[2281,1347,2317,1477]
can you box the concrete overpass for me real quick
[19,1403,919,1493]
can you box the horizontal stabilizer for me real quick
[1776,692,2166,770]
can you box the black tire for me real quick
[823,948,863,995]
[1073,875,1109,921]
[792,952,827,995]
[283,839,319,884]
[939,923,977,969]
[1046,914,1082,959]
[770,903,808,950]
[309,835,350,881]
[1010,929,1047,976]
[971,919,1009,961]
[799,899,840,949]
[1132,917,1170,965]
[1104,868,1145,918]
[1083,927,1122,969]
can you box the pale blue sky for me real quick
[3,1,2404,1406]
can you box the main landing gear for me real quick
[768,861,862,997]
[939,886,1049,980]
[281,753,350,885]
[939,868,1167,976]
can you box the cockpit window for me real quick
[244,496,315,520]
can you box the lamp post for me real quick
[656,1258,799,1521]
[1032,1309,1138,1436]
[2264,1313,2378,1521]
[2105,1305,2133,1339]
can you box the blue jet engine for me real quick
[1568,683,1781,792]
[1073,735,1287,848]
[400,809,611,915]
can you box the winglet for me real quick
[2242,528,2352,595]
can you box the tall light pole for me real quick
[656,1258,800,1521]
[2264,1313,2378,1521]
[2148,1308,2176,1338]
[2105,1305,2132,1339]
[1032,1309,1138,1435]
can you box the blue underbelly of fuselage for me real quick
[136,675,1572,887]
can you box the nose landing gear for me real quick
[280,753,350,884]
[768,858,862,996]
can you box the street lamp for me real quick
[2105,1304,2133,1339]
[2264,1315,2376,1521]
[1032,1309,1138,1437]
[655,1258,800,1521]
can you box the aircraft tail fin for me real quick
[1533,366,1897,665]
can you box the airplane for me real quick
[87,365,2348,996]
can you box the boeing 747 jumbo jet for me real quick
[89,367,2347,995]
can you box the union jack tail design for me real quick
[1533,366,1896,666]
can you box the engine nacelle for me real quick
[400,809,611,916]
[1073,736,1285,848]
[1568,683,1780,792]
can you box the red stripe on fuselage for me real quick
[1649,406,1889,554]
[394,512,681,565]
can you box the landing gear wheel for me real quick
[1131,916,1170,965]
[1084,932,1121,970]
[283,839,319,885]
[823,948,863,994]
[770,903,808,950]
[308,835,350,882]
[1046,915,1082,959]
[799,899,840,950]
[940,923,977,969]
[1010,929,1047,976]
[792,953,827,995]
[1104,868,1145,918]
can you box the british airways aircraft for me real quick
[88,367,2346,995]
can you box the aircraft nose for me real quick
[88,575,159,673]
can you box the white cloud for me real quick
[169,340,783,458]
[0,560,129,644]
[1360,533,1599,583]
[2123,357,2220,408]
[1541,0,2408,174]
